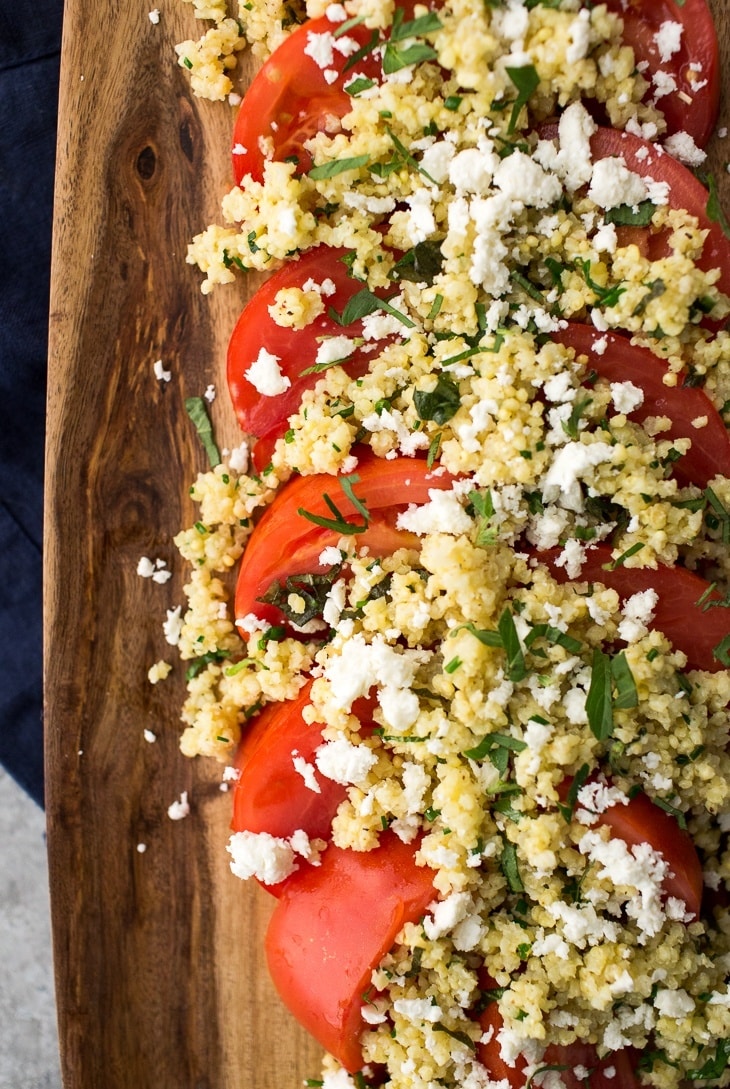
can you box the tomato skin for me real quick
[231,15,379,184]
[227,246,396,471]
[555,324,730,489]
[602,0,719,148]
[234,454,453,634]
[265,833,435,1071]
[538,544,730,672]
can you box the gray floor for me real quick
[0,767,62,1089]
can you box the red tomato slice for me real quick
[477,1001,641,1089]
[603,0,719,148]
[232,680,347,845]
[588,127,730,299]
[235,454,453,633]
[231,15,380,184]
[538,544,730,672]
[559,775,703,916]
[597,790,703,916]
[555,323,730,488]
[265,832,435,1071]
[227,245,397,472]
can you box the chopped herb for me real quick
[444,656,462,674]
[185,649,231,681]
[500,840,524,892]
[632,278,666,317]
[426,430,442,467]
[561,396,592,441]
[704,173,730,240]
[687,1038,730,1080]
[611,651,638,709]
[434,1023,476,1049]
[505,65,540,134]
[342,29,380,72]
[331,286,415,329]
[713,634,730,667]
[260,565,343,626]
[585,647,614,741]
[652,796,687,830]
[557,763,590,821]
[344,76,376,96]
[383,40,438,72]
[468,488,497,547]
[391,239,444,285]
[604,200,655,227]
[414,374,461,424]
[444,95,462,111]
[298,474,370,535]
[185,396,221,467]
[308,154,370,180]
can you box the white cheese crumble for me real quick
[227,830,297,884]
[315,737,378,785]
[153,358,171,382]
[244,347,291,396]
[167,791,190,821]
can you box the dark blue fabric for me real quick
[0,0,64,806]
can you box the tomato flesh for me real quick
[603,0,719,148]
[539,543,730,672]
[234,454,453,634]
[227,245,397,471]
[231,15,380,184]
[265,833,435,1071]
[477,1001,641,1089]
[556,324,730,488]
[589,127,730,300]
[232,680,347,844]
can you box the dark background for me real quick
[0,0,64,807]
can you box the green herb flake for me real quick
[505,65,540,135]
[500,840,524,892]
[185,396,221,468]
[414,374,461,425]
[308,154,370,180]
[585,647,614,741]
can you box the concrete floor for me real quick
[0,767,62,1089]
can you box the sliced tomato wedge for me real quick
[235,454,453,634]
[232,680,347,844]
[559,775,703,916]
[477,1003,641,1089]
[588,127,730,299]
[227,245,398,472]
[231,14,380,184]
[597,789,703,916]
[603,0,719,148]
[265,832,435,1071]
[232,1,439,184]
[555,324,730,488]
[538,544,730,672]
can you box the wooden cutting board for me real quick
[44,3,730,1088]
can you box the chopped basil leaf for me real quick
[414,374,461,425]
[185,396,221,467]
[391,239,444,284]
[611,651,638,710]
[308,154,370,180]
[604,200,655,227]
[383,41,437,73]
[500,840,524,892]
[390,9,443,40]
[344,76,376,96]
[586,647,614,740]
[343,29,380,72]
[260,565,343,625]
[687,1038,730,1080]
[505,65,540,135]
[557,763,590,821]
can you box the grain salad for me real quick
[170,1,730,1087]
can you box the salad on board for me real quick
[168,0,730,1086]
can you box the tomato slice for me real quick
[232,680,347,844]
[538,544,730,672]
[227,245,397,471]
[603,0,719,148]
[231,15,380,184]
[234,454,453,633]
[477,1000,641,1089]
[555,323,730,488]
[559,774,703,916]
[597,789,703,917]
[588,127,730,299]
[265,832,435,1071]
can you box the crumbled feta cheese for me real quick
[610,380,645,415]
[315,737,378,785]
[588,157,648,211]
[655,20,682,63]
[153,358,171,382]
[148,9,160,24]
[244,347,291,396]
[168,791,190,821]
[227,830,297,884]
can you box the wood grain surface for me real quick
[45,4,730,1088]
